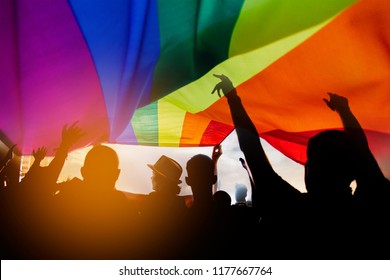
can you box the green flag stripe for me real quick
[230,0,356,56]
[151,0,244,101]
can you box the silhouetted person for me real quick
[234,183,248,205]
[228,182,258,258]
[20,122,84,199]
[186,154,216,213]
[138,155,187,259]
[0,144,17,216]
[18,147,48,202]
[213,189,232,208]
[212,74,390,259]
[322,93,390,255]
[53,144,140,259]
[0,144,16,205]
[0,144,16,186]
[184,154,233,259]
[212,190,233,243]
[212,190,233,234]
[1,123,84,259]
[0,144,17,258]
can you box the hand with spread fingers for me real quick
[212,74,236,98]
[32,146,48,164]
[59,121,85,150]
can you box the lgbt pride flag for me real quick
[1,0,389,172]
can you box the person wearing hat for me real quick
[139,155,187,259]
[147,155,183,196]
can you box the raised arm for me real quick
[323,93,388,197]
[29,146,48,172]
[212,74,300,209]
[323,93,368,148]
[0,144,16,174]
[19,146,48,189]
[212,74,275,177]
[239,157,256,193]
[46,121,84,184]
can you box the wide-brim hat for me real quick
[147,155,182,184]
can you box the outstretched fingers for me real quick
[61,121,85,148]
[211,84,222,97]
[211,74,234,97]
[32,146,48,161]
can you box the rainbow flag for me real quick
[1,0,389,172]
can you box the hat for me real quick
[147,155,182,184]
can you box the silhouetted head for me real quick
[148,155,182,195]
[305,130,356,199]
[235,183,247,203]
[213,190,232,209]
[81,145,120,190]
[186,154,217,200]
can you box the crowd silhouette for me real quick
[1,75,389,260]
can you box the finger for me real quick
[69,120,80,130]
[211,85,221,96]
[323,98,335,111]
[69,123,76,130]
[214,73,229,82]
[211,85,218,94]
[62,123,69,133]
[327,92,335,98]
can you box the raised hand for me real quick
[60,121,85,149]
[239,157,256,191]
[32,146,48,163]
[211,74,235,97]
[212,144,223,163]
[323,92,349,113]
